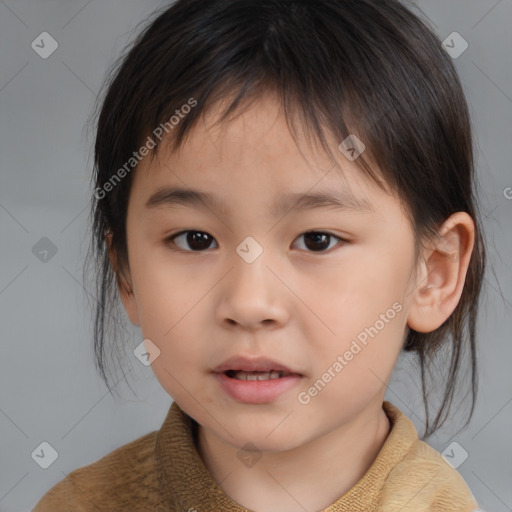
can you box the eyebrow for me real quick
[144,186,375,216]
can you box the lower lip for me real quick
[214,372,302,404]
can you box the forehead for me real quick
[131,94,390,216]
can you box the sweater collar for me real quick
[155,400,418,511]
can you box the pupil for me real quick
[188,231,212,250]
[305,232,329,251]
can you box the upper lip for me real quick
[213,355,302,375]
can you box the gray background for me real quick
[0,1,511,511]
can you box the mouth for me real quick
[212,355,304,403]
[214,368,303,404]
[213,355,303,377]
[223,370,296,381]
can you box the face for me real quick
[119,94,420,452]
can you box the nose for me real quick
[216,250,289,331]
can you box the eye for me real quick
[164,230,346,253]
[293,231,345,252]
[166,230,218,252]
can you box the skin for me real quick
[110,93,475,512]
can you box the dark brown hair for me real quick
[85,0,486,438]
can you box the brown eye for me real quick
[165,230,345,253]
[167,230,218,251]
[294,231,344,252]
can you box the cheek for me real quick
[312,254,407,336]
[130,247,200,331]
[301,249,410,385]
[141,293,208,402]
[128,248,210,373]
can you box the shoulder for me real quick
[378,438,480,512]
[32,430,164,511]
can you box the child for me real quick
[34,0,487,510]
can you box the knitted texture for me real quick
[33,401,480,511]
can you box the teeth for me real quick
[231,371,286,381]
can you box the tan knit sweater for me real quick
[33,401,482,511]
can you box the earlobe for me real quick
[407,212,475,333]
[106,230,140,327]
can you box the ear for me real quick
[106,231,140,326]
[407,212,475,333]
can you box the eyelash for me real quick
[164,230,348,253]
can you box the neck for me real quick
[195,398,391,512]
